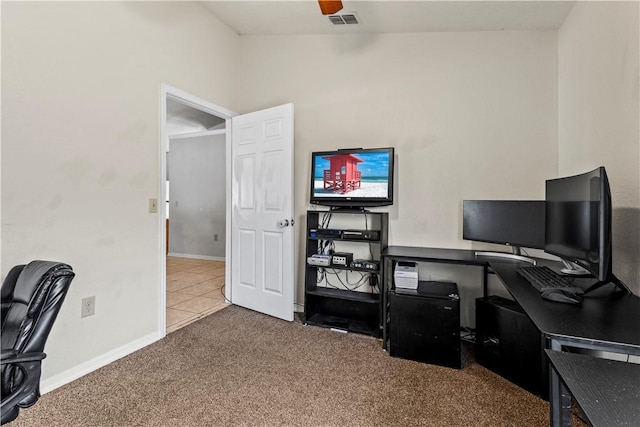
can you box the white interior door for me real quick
[231,103,294,321]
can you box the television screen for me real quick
[310,147,394,209]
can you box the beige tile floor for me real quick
[166,256,229,333]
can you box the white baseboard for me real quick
[167,252,224,262]
[40,331,161,394]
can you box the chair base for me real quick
[1,405,19,425]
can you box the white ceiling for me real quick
[202,1,576,36]
[166,97,225,135]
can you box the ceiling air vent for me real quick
[329,13,359,25]
[328,15,345,25]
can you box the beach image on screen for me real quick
[313,151,390,198]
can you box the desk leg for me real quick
[550,340,572,427]
[483,266,488,297]
[382,257,392,351]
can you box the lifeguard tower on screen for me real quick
[323,153,362,194]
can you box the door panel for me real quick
[264,231,283,295]
[237,154,256,209]
[263,151,283,211]
[231,104,294,321]
[238,230,256,288]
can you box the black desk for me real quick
[383,247,640,355]
[546,350,640,427]
[490,260,640,356]
[490,259,640,426]
[382,246,640,426]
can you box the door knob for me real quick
[278,219,290,228]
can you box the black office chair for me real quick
[1,261,75,425]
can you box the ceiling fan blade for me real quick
[318,0,343,15]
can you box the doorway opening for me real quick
[160,85,236,336]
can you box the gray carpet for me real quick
[11,305,561,426]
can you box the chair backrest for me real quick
[1,261,75,355]
[0,265,26,328]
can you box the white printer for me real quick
[394,262,418,290]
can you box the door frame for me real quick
[159,84,237,337]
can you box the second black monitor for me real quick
[463,200,545,250]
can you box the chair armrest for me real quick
[1,350,46,416]
[0,350,46,365]
[0,349,18,360]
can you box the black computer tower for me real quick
[388,281,461,369]
[476,296,548,399]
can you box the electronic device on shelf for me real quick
[309,228,343,239]
[307,254,331,267]
[309,147,395,210]
[331,252,353,267]
[350,259,380,271]
[545,166,631,295]
[394,261,418,290]
[463,200,545,265]
[309,228,380,241]
[517,265,584,295]
[342,230,380,240]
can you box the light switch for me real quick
[149,198,158,213]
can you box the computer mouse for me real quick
[541,289,583,305]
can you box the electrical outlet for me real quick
[81,296,95,318]
[148,198,158,213]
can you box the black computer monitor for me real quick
[463,200,545,264]
[545,166,630,294]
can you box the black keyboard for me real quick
[517,266,584,295]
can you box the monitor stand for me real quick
[474,246,536,266]
[559,259,591,276]
[583,274,632,295]
[559,259,632,295]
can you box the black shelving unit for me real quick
[304,210,388,337]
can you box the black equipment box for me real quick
[350,259,380,271]
[342,229,380,241]
[309,228,380,241]
[388,281,461,369]
[309,228,342,239]
[476,295,547,399]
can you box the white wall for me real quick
[1,1,239,384]
[168,134,226,259]
[237,31,559,323]
[558,1,640,294]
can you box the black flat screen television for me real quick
[463,200,545,264]
[545,166,629,294]
[309,147,394,210]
